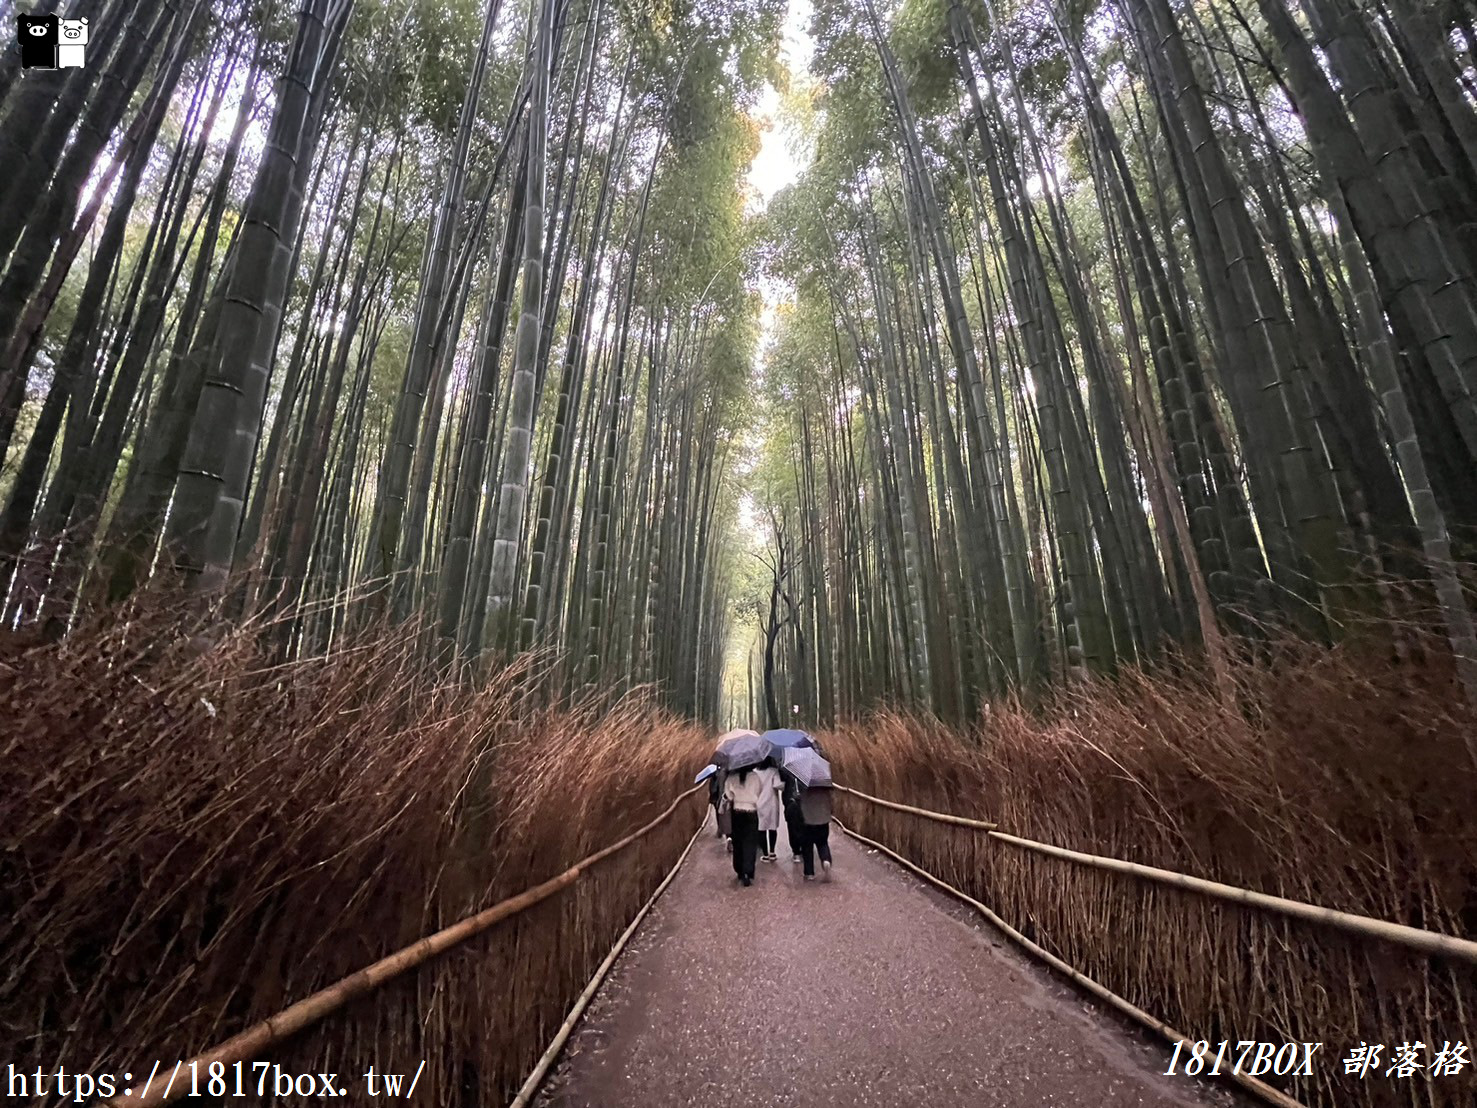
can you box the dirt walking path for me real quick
[536,814,1232,1107]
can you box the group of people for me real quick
[708,757,833,887]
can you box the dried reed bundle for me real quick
[821,632,1477,1108]
[0,594,709,1105]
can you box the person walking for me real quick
[754,757,784,862]
[782,771,805,864]
[722,764,764,885]
[798,782,834,881]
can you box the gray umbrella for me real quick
[781,746,833,788]
[713,731,773,772]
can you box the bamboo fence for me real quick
[508,816,707,1106]
[834,818,1308,1108]
[835,784,1477,964]
[103,779,1474,1108]
[106,785,706,1108]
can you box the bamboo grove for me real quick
[5,0,1477,731]
[749,0,1477,727]
[0,0,784,717]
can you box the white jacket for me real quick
[723,769,766,812]
[755,766,784,830]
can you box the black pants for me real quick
[761,829,777,856]
[785,811,805,857]
[800,822,832,877]
[730,810,759,879]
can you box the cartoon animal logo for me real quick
[57,16,87,68]
[17,14,59,70]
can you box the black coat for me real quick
[781,773,802,815]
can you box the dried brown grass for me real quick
[820,633,1477,1108]
[0,595,708,1105]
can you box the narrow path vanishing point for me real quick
[536,815,1236,1107]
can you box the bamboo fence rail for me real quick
[832,783,999,829]
[835,784,1477,963]
[834,818,1309,1108]
[508,814,707,1107]
[100,777,1469,1108]
[106,785,706,1108]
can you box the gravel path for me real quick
[535,815,1235,1108]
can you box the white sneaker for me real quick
[821,860,832,882]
